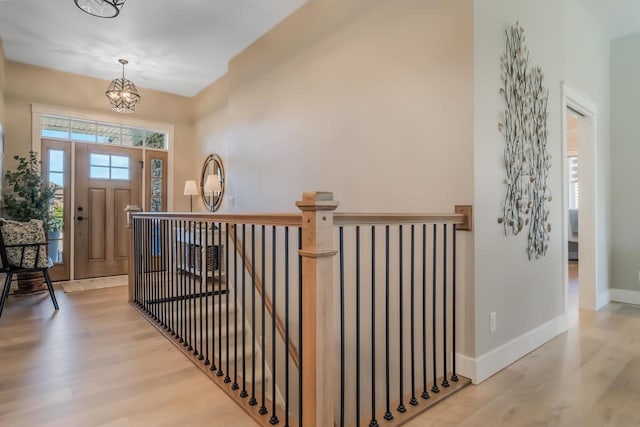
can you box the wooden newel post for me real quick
[296,192,339,427]
[125,205,141,303]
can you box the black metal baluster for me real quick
[431,224,439,393]
[384,225,393,421]
[165,220,170,334]
[421,224,429,400]
[170,219,176,337]
[181,220,187,346]
[142,219,146,311]
[210,223,218,374]
[370,226,379,427]
[134,218,139,305]
[232,224,239,391]
[197,221,203,359]
[410,224,418,406]
[210,222,217,371]
[356,226,361,426]
[147,220,160,322]
[398,225,406,413]
[217,223,224,377]
[163,220,168,328]
[298,227,303,427]
[241,224,248,399]
[441,224,449,388]
[284,226,290,426]
[146,219,152,317]
[178,221,185,344]
[269,226,279,425]
[204,222,210,366]
[259,225,268,414]
[250,225,257,405]
[339,226,345,427]
[188,221,194,352]
[452,224,458,383]
[225,223,232,384]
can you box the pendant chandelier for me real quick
[105,59,141,113]
[74,0,126,18]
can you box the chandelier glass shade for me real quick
[74,0,126,18]
[106,59,141,113]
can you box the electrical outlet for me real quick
[228,195,235,208]
[490,312,497,332]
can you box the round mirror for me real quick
[200,154,225,212]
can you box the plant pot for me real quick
[14,271,46,295]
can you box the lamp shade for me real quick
[183,180,199,196]
[204,174,222,193]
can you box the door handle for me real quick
[77,216,86,221]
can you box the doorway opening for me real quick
[566,108,581,319]
[562,83,602,318]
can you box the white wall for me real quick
[472,0,610,380]
[611,33,640,294]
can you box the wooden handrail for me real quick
[227,225,301,370]
[334,212,466,226]
[133,212,302,227]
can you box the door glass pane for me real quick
[90,166,110,179]
[111,155,129,168]
[42,116,70,139]
[150,158,163,211]
[151,198,162,212]
[48,149,65,265]
[111,167,129,180]
[70,120,97,142]
[49,172,64,187]
[145,132,166,149]
[90,153,110,166]
[97,123,121,145]
[121,127,145,147]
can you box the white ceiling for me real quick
[579,0,640,40]
[0,0,307,97]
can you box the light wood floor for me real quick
[0,285,256,427]
[2,274,640,426]
[408,263,640,427]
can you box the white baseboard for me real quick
[455,315,567,385]
[610,288,640,306]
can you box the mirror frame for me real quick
[199,154,225,212]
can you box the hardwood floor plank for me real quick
[0,286,256,427]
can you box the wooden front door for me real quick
[74,144,142,279]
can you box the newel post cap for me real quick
[296,191,339,211]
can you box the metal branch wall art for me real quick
[497,23,551,260]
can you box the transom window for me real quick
[41,115,167,149]
[89,154,130,180]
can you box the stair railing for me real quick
[126,192,472,427]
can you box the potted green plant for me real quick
[2,151,58,293]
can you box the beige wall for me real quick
[3,60,197,211]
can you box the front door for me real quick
[74,144,142,279]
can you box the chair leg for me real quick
[0,273,13,318]
[43,270,59,311]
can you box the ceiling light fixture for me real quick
[105,59,141,113]
[74,0,126,18]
